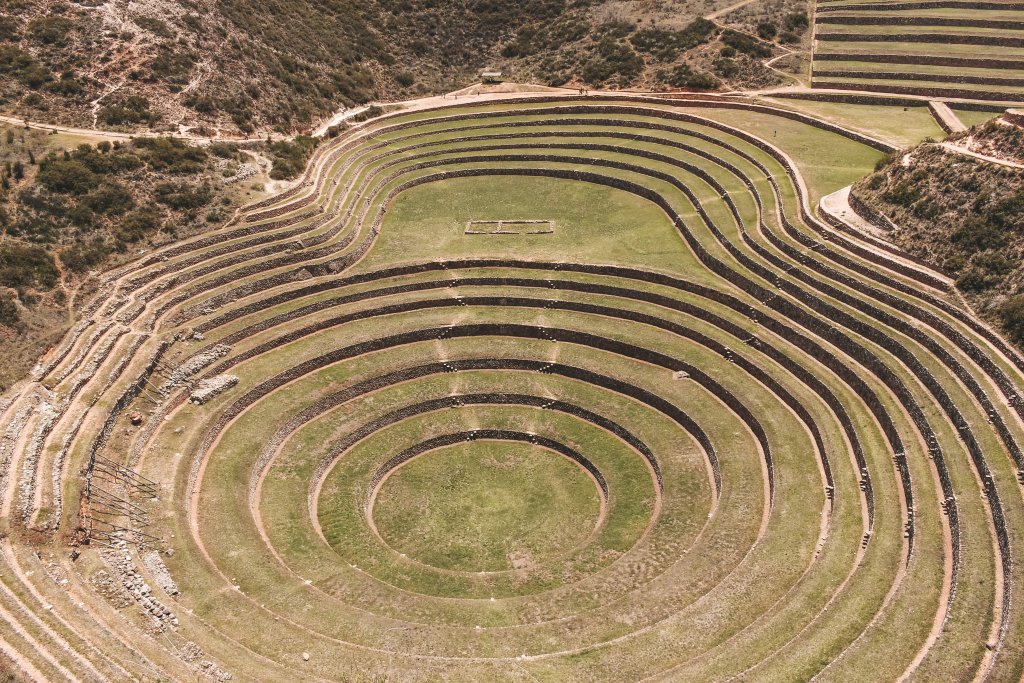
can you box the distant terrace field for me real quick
[812,0,1024,101]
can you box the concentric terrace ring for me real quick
[3,96,1024,682]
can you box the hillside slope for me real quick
[0,0,808,136]
[0,124,271,391]
[851,119,1024,343]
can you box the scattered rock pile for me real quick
[179,641,233,681]
[102,541,179,632]
[141,550,180,597]
[189,374,240,404]
[159,344,232,396]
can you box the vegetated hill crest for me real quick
[0,0,808,136]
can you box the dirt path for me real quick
[937,141,1024,169]
[310,84,579,136]
[3,81,929,150]
[928,101,967,134]
[4,81,1019,150]
[819,186,954,287]
[705,0,761,20]
[0,114,284,145]
[1,83,579,146]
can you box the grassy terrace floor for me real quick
[0,94,1023,682]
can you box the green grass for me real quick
[361,175,695,273]
[762,98,946,148]
[820,24,1024,37]
[813,41,1024,57]
[953,107,1004,128]
[688,105,886,201]
[812,60,1024,80]
[370,440,603,572]
[824,8,1024,19]
[813,75,1024,96]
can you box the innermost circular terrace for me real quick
[370,438,604,573]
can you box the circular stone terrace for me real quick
[0,93,1023,682]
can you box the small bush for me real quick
[950,217,1007,251]
[1000,295,1024,345]
[183,13,203,32]
[0,243,58,288]
[325,123,348,138]
[721,30,771,58]
[134,16,171,37]
[350,105,384,123]
[149,47,195,85]
[630,28,673,53]
[115,207,160,242]
[659,63,720,90]
[154,181,212,210]
[956,252,1014,291]
[185,94,217,114]
[133,136,208,174]
[36,158,99,195]
[881,180,920,207]
[987,189,1024,232]
[0,16,20,42]
[784,12,809,32]
[60,238,110,273]
[267,135,318,180]
[0,45,50,87]
[45,71,83,95]
[81,183,135,216]
[598,19,635,39]
[660,63,693,87]
[756,22,777,40]
[714,57,739,78]
[98,96,159,126]
[630,18,716,61]
[686,72,720,89]
[0,292,18,327]
[28,16,72,45]
[208,142,241,159]
[582,36,643,85]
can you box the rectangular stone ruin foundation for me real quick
[464,220,555,235]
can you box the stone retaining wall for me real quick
[814,70,1024,87]
[817,16,1024,29]
[817,32,1024,48]
[812,52,1024,73]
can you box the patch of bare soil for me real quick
[951,120,1024,166]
